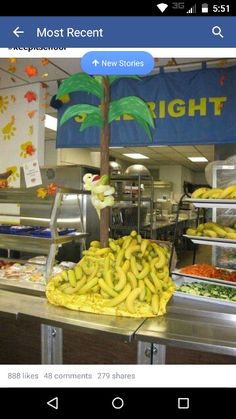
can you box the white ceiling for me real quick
[1,57,235,171]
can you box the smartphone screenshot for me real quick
[0,3,236,414]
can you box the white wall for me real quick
[193,171,207,184]
[159,165,206,202]
[57,148,100,167]
[44,139,58,166]
[159,165,182,201]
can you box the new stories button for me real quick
[81,51,154,75]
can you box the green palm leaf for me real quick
[108,76,140,85]
[57,73,103,100]
[133,115,153,142]
[60,104,101,126]
[80,113,103,131]
[109,96,154,128]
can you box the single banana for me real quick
[63,278,86,294]
[105,284,132,307]
[98,279,118,298]
[115,249,125,268]
[95,247,110,256]
[53,274,64,287]
[191,187,210,198]
[125,244,140,260]
[122,236,132,250]
[152,294,160,315]
[126,287,141,314]
[137,262,150,280]
[203,229,218,238]
[104,269,114,288]
[114,267,127,292]
[122,260,130,273]
[78,277,99,294]
[127,271,138,289]
[223,226,236,233]
[88,263,99,280]
[130,256,139,277]
[68,269,77,287]
[137,234,142,244]
[150,271,163,293]
[225,232,236,239]
[219,185,236,199]
[90,240,101,248]
[74,265,83,280]
[91,284,99,293]
[104,255,110,272]
[61,270,68,281]
[186,228,197,235]
[144,277,156,294]
[138,279,146,301]
[109,241,117,252]
[155,265,169,280]
[154,251,166,270]
[141,239,149,256]
[145,287,152,303]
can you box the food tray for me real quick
[8,226,35,235]
[184,198,236,209]
[173,276,236,308]
[172,269,236,287]
[31,228,76,237]
[183,235,236,248]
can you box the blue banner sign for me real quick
[56,65,236,148]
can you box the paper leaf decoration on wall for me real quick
[24,91,37,103]
[0,96,9,113]
[24,65,38,77]
[41,58,49,66]
[20,141,36,158]
[8,65,16,73]
[2,116,16,140]
[27,110,37,119]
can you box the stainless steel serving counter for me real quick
[135,295,236,363]
[0,289,144,340]
[1,289,236,364]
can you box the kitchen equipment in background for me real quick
[109,161,122,175]
[20,165,100,252]
[124,164,151,177]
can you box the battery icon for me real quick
[202,3,208,13]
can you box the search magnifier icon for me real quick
[212,26,224,38]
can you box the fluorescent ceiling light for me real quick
[45,114,57,131]
[109,146,124,149]
[123,153,149,159]
[188,157,208,162]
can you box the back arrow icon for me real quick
[47,397,58,410]
[13,27,25,38]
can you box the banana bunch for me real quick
[46,231,175,317]
[191,185,236,199]
[186,222,236,239]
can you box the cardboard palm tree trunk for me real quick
[100,76,110,248]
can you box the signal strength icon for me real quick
[186,4,196,14]
[156,3,169,13]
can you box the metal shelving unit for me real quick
[0,187,88,283]
[110,174,154,237]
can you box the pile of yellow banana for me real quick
[191,185,236,199]
[46,231,175,317]
[186,222,236,239]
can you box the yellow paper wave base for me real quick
[46,281,160,318]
